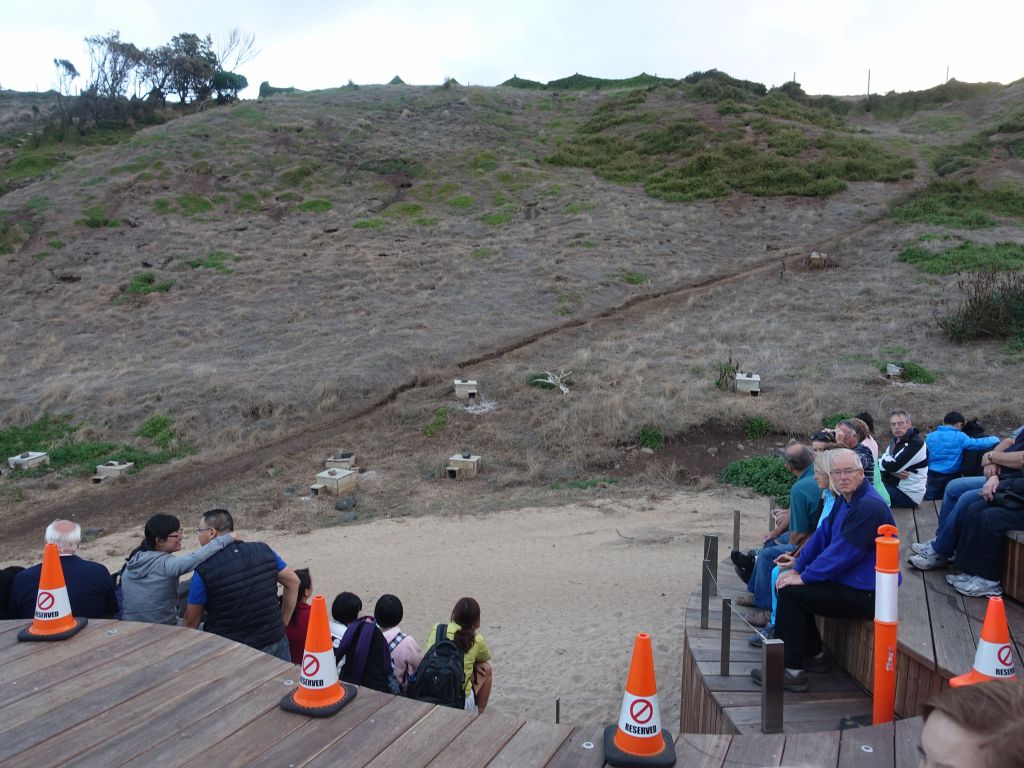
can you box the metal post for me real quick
[555,698,560,724]
[733,510,741,553]
[703,534,719,597]
[700,547,711,630]
[761,639,784,734]
[720,598,732,676]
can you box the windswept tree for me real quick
[211,70,249,102]
[85,32,144,101]
[52,58,79,137]
[167,33,219,103]
[215,27,260,72]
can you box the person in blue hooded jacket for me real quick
[924,411,999,501]
[750,448,894,692]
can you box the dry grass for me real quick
[0,82,1022,537]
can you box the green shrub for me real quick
[637,424,664,450]
[153,198,174,214]
[745,417,774,440]
[891,180,1024,228]
[481,212,514,225]
[938,269,1024,343]
[898,242,1024,275]
[353,218,385,229]
[721,456,795,506]
[822,412,853,429]
[236,192,261,212]
[620,271,647,285]
[383,202,423,217]
[899,362,936,384]
[121,272,174,299]
[447,195,475,209]
[297,199,332,212]
[177,194,214,215]
[423,407,450,437]
[280,163,319,186]
[77,204,118,228]
[186,251,235,273]
[137,415,175,448]
[413,216,440,226]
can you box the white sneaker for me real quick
[945,573,969,586]
[909,550,949,570]
[952,575,1002,598]
[910,540,935,555]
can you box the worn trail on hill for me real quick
[20,214,890,539]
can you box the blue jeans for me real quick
[260,635,292,662]
[748,538,793,609]
[933,476,987,556]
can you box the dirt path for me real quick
[14,212,895,543]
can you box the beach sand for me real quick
[32,487,769,731]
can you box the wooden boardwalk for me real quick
[1,617,919,767]
[681,506,1024,736]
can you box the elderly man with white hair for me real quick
[8,519,118,619]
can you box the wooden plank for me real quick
[728,698,872,729]
[423,712,524,768]
[117,673,307,768]
[0,621,157,689]
[837,721,894,768]
[0,628,211,743]
[722,732,785,767]
[245,688,396,768]
[69,653,289,767]
[780,730,839,767]
[545,724,607,768]
[6,641,239,768]
[894,717,924,768]
[357,703,473,768]
[187,708,313,768]
[674,733,732,768]
[299,696,436,768]
[486,719,574,768]
[893,508,936,669]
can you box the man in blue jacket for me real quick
[750,448,894,691]
[923,411,998,501]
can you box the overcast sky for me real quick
[3,0,1022,97]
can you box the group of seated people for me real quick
[1,510,492,713]
[729,408,1024,691]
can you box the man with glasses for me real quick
[182,509,300,661]
[751,448,894,692]
[880,409,928,509]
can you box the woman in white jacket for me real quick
[120,513,233,625]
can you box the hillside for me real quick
[1,73,1023,554]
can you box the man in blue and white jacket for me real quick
[880,409,928,508]
[750,448,895,692]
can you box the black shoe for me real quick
[750,667,809,692]
[805,652,833,674]
[731,550,755,584]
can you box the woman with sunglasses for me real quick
[120,513,234,624]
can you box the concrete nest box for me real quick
[454,379,478,401]
[885,363,904,380]
[8,451,49,470]
[735,372,761,396]
[326,451,356,470]
[447,453,482,478]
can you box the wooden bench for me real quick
[1005,530,1024,602]
[0,617,922,767]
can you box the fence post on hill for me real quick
[700,543,712,630]
[703,534,719,596]
[720,598,732,676]
[733,510,741,553]
[761,639,785,734]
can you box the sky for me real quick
[2,0,1022,98]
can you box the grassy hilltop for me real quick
[1,70,1023,542]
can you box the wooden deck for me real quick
[681,506,1024,736]
[0,617,921,767]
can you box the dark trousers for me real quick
[924,471,958,502]
[884,483,918,509]
[775,581,875,669]
[955,501,1024,581]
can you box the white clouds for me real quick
[0,0,1020,96]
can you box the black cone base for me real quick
[17,616,88,642]
[603,724,676,767]
[279,682,357,718]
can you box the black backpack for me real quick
[410,624,465,709]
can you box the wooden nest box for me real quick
[315,468,357,495]
[454,379,479,401]
[446,453,482,479]
[7,451,49,471]
[735,372,761,396]
[326,451,356,470]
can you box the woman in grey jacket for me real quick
[120,513,233,624]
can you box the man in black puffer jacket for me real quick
[183,509,300,660]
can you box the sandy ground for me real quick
[17,487,770,730]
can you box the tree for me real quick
[215,28,259,72]
[167,33,218,103]
[52,58,79,138]
[211,70,248,102]
[85,32,144,101]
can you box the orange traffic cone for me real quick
[17,543,88,642]
[950,596,1017,686]
[280,595,357,717]
[603,633,676,768]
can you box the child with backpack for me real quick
[332,607,401,696]
[418,596,493,713]
[374,594,423,693]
